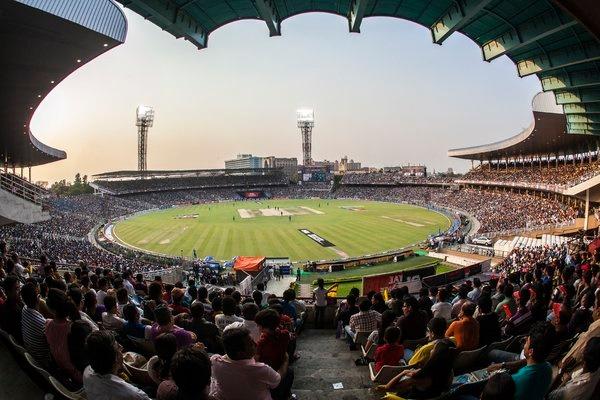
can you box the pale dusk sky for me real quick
[31,9,542,184]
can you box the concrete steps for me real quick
[292,329,376,400]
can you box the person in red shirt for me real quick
[255,308,294,400]
[374,326,404,373]
[169,288,190,316]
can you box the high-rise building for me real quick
[224,154,264,169]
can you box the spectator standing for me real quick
[313,278,328,329]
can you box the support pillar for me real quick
[585,189,590,231]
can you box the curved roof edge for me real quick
[1,0,128,168]
[29,131,66,162]
[17,0,127,42]
[448,92,599,160]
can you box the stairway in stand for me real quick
[291,329,377,400]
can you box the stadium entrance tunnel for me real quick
[117,0,600,136]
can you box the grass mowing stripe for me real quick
[115,200,451,261]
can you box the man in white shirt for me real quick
[431,288,453,321]
[96,277,109,307]
[467,278,482,302]
[84,331,150,400]
[122,271,136,297]
[102,296,125,332]
[12,253,26,278]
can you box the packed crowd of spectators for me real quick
[336,238,600,400]
[0,182,598,399]
[462,159,600,188]
[0,246,304,400]
[0,181,580,277]
[95,172,288,195]
[341,171,455,185]
[335,186,578,234]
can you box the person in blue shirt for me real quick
[122,303,151,339]
[488,321,555,400]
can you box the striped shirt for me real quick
[21,306,51,366]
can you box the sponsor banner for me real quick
[238,191,264,199]
[298,228,335,247]
[362,265,436,294]
[421,261,485,288]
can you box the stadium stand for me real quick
[92,168,289,195]
[0,0,126,225]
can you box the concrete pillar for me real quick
[585,189,590,231]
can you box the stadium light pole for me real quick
[297,109,314,166]
[136,105,154,172]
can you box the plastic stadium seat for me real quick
[8,334,26,358]
[126,335,155,356]
[361,343,376,359]
[368,361,411,384]
[48,376,86,400]
[0,328,9,343]
[485,336,513,354]
[24,352,51,381]
[353,331,370,346]
[402,337,428,351]
[452,346,486,375]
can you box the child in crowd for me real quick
[374,326,404,373]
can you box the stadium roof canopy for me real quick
[448,91,600,160]
[93,167,283,180]
[1,0,127,168]
[118,0,600,135]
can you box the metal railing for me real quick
[0,172,48,206]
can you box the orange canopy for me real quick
[233,256,266,272]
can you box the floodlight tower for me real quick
[296,109,314,166]
[136,105,154,172]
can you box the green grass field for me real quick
[113,199,450,261]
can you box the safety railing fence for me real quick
[0,172,47,206]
